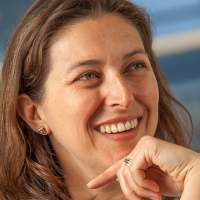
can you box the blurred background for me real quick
[0,0,200,148]
[134,0,200,150]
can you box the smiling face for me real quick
[38,14,159,177]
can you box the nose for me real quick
[104,75,134,109]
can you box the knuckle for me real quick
[122,169,130,179]
[139,135,158,148]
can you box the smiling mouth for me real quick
[98,118,138,134]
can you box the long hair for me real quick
[0,0,193,199]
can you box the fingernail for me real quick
[150,198,158,200]
[87,180,94,188]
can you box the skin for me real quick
[17,13,200,200]
[42,14,159,199]
[88,136,200,200]
[18,14,159,199]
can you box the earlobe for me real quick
[17,94,50,135]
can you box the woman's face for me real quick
[39,14,159,175]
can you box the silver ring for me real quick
[124,158,132,166]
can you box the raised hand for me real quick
[87,136,200,200]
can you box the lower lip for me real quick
[98,123,140,142]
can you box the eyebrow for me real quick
[67,60,102,74]
[67,49,147,73]
[122,49,147,60]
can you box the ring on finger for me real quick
[124,158,132,166]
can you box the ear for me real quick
[17,94,50,135]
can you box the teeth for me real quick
[111,124,118,133]
[105,126,111,134]
[134,119,138,127]
[99,119,138,134]
[130,120,135,128]
[125,121,131,130]
[100,126,105,132]
[117,123,125,132]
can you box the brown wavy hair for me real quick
[0,0,193,199]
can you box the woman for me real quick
[0,0,199,199]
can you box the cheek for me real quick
[45,88,102,153]
[135,75,159,134]
[134,75,159,105]
[147,78,159,134]
[65,88,102,121]
[51,87,102,131]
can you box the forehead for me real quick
[52,14,137,40]
[49,14,144,64]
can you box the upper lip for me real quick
[94,115,141,128]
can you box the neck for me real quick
[67,178,124,200]
[58,155,125,200]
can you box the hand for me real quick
[87,136,200,200]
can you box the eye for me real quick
[77,72,100,81]
[129,62,146,70]
[123,61,148,77]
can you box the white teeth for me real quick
[125,121,131,130]
[100,126,105,133]
[111,124,118,133]
[105,126,111,133]
[134,119,138,127]
[117,123,125,132]
[99,119,138,134]
[130,120,135,128]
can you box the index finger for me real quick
[87,160,122,189]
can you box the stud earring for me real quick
[38,126,46,135]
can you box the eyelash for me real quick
[126,61,146,71]
[77,71,100,81]
[75,61,147,82]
